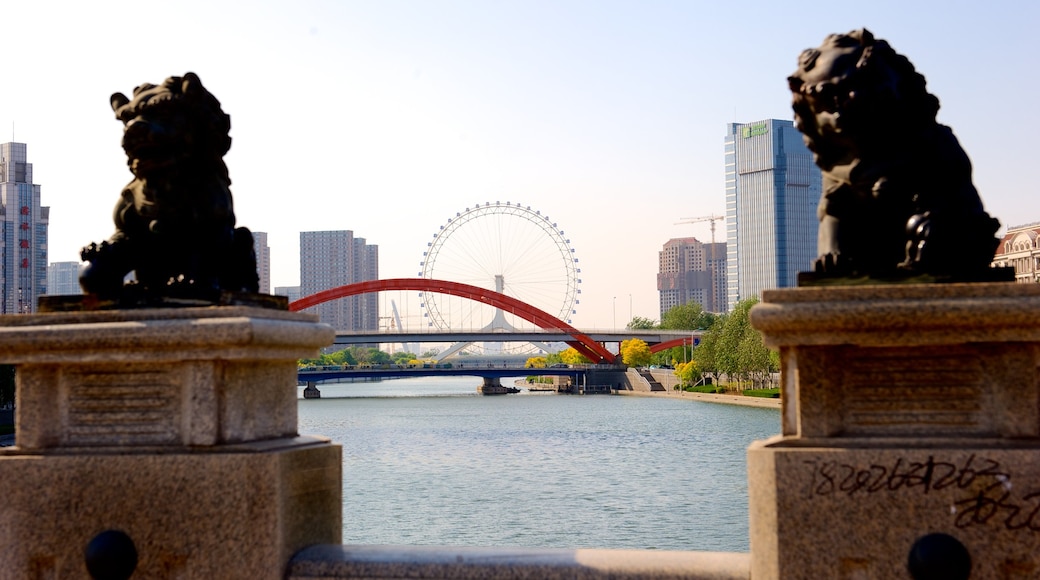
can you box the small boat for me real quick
[478,385,521,395]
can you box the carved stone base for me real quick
[750,440,1040,579]
[0,440,341,578]
[748,283,1040,579]
[0,307,340,578]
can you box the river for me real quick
[297,376,780,552]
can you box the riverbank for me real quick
[616,388,781,409]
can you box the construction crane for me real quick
[675,215,725,312]
[675,215,723,246]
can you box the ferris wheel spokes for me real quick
[419,202,580,356]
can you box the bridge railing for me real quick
[298,362,623,373]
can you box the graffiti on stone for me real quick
[803,455,1040,531]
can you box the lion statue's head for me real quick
[111,72,232,180]
[787,28,940,171]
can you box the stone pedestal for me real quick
[0,306,341,579]
[748,283,1040,579]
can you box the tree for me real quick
[340,349,359,365]
[673,360,700,388]
[627,316,658,330]
[620,338,652,367]
[558,347,591,365]
[525,356,547,369]
[716,299,750,384]
[693,313,726,385]
[650,348,680,368]
[299,347,358,367]
[710,297,775,389]
[392,351,417,364]
[737,329,771,387]
[660,301,716,331]
[368,349,392,365]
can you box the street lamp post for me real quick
[612,296,616,329]
[628,293,632,326]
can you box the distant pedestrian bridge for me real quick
[329,329,700,351]
[297,362,607,383]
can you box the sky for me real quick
[1,1,1037,330]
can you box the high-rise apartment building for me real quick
[299,231,378,331]
[252,231,271,294]
[47,261,81,295]
[1,143,49,313]
[657,237,726,315]
[724,120,820,311]
[273,286,301,303]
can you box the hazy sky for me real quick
[2,1,1036,329]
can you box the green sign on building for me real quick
[741,123,769,138]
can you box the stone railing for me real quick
[287,545,750,580]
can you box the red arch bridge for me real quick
[289,278,702,365]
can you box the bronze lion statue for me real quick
[788,29,1002,280]
[80,72,259,299]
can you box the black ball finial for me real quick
[908,532,971,580]
[84,529,138,580]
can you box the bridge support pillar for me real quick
[749,283,1040,579]
[478,376,519,395]
[0,306,340,579]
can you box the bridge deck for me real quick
[333,330,701,345]
[297,364,623,383]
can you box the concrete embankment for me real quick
[616,388,781,409]
[611,369,780,409]
[518,369,780,409]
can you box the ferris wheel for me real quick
[419,201,580,355]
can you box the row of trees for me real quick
[300,346,439,367]
[524,297,777,389]
[635,298,778,389]
[691,297,778,388]
[525,337,654,369]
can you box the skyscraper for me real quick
[47,261,81,295]
[724,120,820,311]
[299,231,378,332]
[252,231,271,294]
[0,143,49,313]
[657,237,726,315]
[273,286,301,303]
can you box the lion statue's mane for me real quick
[788,29,1000,279]
[80,72,259,299]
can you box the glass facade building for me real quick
[0,143,49,313]
[724,120,820,311]
[299,230,379,332]
[46,261,81,295]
